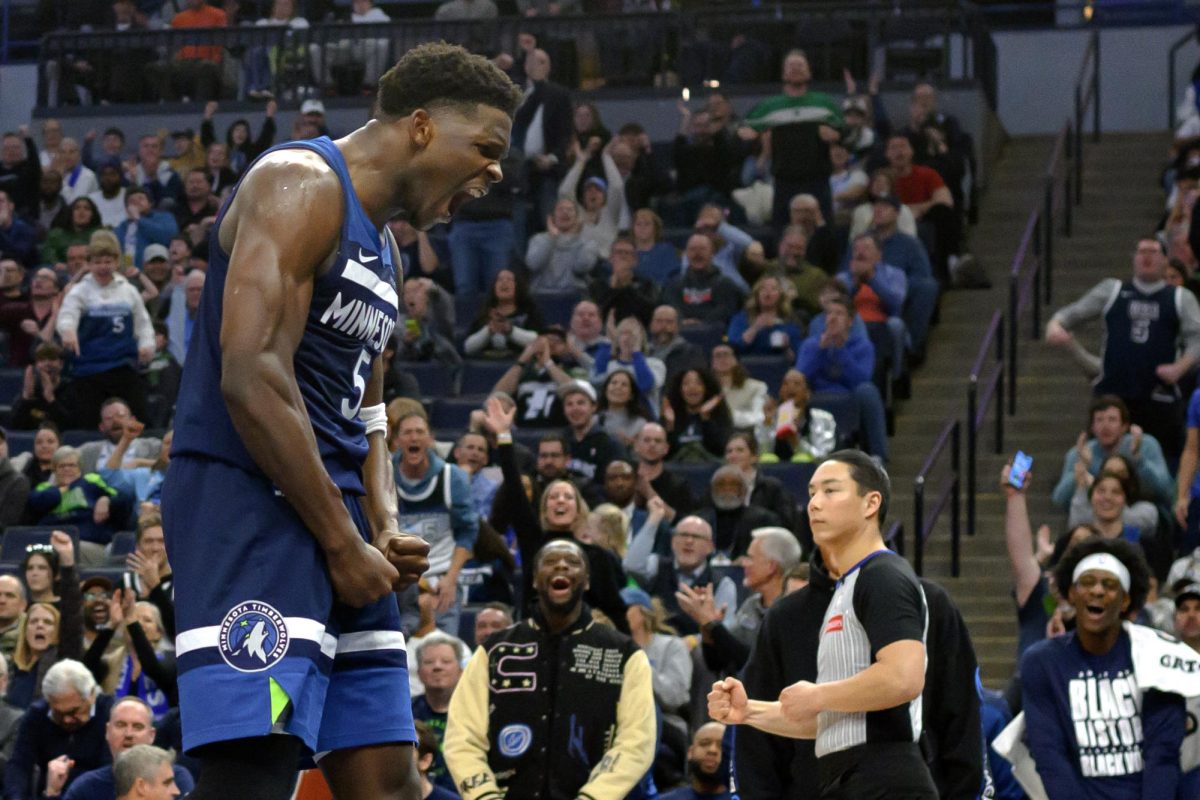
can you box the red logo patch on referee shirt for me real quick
[825,614,844,633]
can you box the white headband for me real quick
[1072,553,1131,592]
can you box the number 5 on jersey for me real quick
[342,349,372,419]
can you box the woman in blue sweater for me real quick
[1019,537,1185,800]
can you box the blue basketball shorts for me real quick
[162,456,416,756]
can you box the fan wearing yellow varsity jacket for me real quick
[444,537,656,800]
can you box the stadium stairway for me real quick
[881,132,1173,688]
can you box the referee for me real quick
[708,450,936,799]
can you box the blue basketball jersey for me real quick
[1097,281,1181,400]
[172,137,398,493]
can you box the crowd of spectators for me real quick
[0,20,1009,797]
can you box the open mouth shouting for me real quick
[547,575,573,600]
[442,185,488,221]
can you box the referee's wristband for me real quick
[496,432,513,445]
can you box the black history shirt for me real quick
[1020,629,1186,799]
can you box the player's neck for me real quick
[337,123,407,229]
[823,528,885,578]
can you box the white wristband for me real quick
[360,403,388,438]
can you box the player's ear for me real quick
[409,109,434,150]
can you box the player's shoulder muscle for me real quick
[219,149,344,274]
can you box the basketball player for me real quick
[162,43,522,800]
[708,450,935,799]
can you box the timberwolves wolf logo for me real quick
[218,602,289,672]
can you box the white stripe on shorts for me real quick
[175,617,338,660]
[335,630,407,655]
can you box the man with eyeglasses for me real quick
[62,697,194,800]
[78,578,124,685]
[622,515,736,636]
[5,660,114,800]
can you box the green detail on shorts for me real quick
[270,677,290,725]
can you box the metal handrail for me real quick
[1007,209,1041,415]
[966,310,1004,537]
[1169,26,1197,131]
[1042,120,1073,302]
[913,418,962,577]
[1073,28,1101,206]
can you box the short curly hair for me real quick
[377,42,522,120]
[1053,536,1151,615]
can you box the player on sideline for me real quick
[708,450,936,799]
[162,43,522,800]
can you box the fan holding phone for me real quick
[1007,451,1033,490]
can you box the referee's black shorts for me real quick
[817,741,938,799]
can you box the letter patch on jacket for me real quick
[568,644,625,685]
[489,641,538,692]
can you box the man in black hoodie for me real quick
[734,549,984,799]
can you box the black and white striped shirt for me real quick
[815,549,928,758]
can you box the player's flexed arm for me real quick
[361,354,429,588]
[217,151,400,607]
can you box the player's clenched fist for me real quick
[374,530,430,590]
[708,677,749,724]
[328,539,399,607]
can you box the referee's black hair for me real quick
[1052,536,1151,614]
[376,42,522,121]
[819,449,890,526]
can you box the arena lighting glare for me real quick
[1083,1,1093,21]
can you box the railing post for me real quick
[1092,32,1101,143]
[1008,274,1018,416]
[1032,257,1042,342]
[951,421,961,578]
[967,377,977,537]
[995,363,1005,454]
[913,477,925,577]
[1075,85,1084,206]
[1043,177,1054,305]
[995,311,1005,451]
[1063,169,1073,239]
